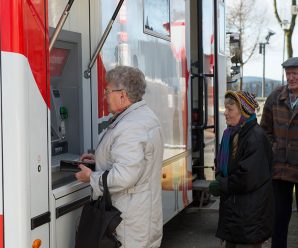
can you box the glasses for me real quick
[103,88,124,95]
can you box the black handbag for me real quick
[75,170,122,248]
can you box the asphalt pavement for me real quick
[161,203,298,248]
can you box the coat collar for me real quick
[278,85,289,101]
[278,85,297,113]
[108,100,147,129]
[239,118,257,137]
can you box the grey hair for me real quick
[224,96,240,110]
[224,97,237,105]
[105,66,146,103]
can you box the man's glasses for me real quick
[103,88,124,95]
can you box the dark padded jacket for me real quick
[216,119,274,244]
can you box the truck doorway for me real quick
[189,0,226,203]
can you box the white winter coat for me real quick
[90,100,164,248]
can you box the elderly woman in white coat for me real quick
[75,65,164,248]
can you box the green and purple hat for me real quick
[225,90,259,118]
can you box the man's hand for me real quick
[75,164,92,183]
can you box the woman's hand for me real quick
[75,164,92,183]
[80,153,95,163]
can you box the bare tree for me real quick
[226,0,268,89]
[273,0,297,58]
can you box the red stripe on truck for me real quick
[0,0,50,108]
[97,55,109,118]
[0,215,3,248]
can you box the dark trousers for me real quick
[225,242,262,248]
[271,180,297,248]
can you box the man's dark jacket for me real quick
[260,85,298,183]
[216,119,274,244]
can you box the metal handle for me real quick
[49,0,75,52]
[202,74,208,129]
[84,0,125,79]
[198,73,214,130]
[56,196,90,219]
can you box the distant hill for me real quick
[242,76,282,97]
[243,76,281,84]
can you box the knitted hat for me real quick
[225,91,259,118]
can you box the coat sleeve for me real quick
[260,95,274,143]
[219,133,271,194]
[90,121,150,195]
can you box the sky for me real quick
[227,0,298,81]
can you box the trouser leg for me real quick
[225,242,235,248]
[225,242,262,248]
[236,244,262,248]
[237,244,262,248]
[295,184,298,212]
[271,180,294,248]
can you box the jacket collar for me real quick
[108,100,147,129]
[278,85,296,111]
[278,85,289,101]
[239,118,257,137]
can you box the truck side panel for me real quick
[1,0,50,247]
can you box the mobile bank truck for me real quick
[0,0,226,247]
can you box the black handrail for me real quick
[191,73,214,130]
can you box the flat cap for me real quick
[282,57,298,68]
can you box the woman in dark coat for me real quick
[209,91,274,248]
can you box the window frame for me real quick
[143,0,171,41]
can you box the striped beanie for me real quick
[225,90,259,118]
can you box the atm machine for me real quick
[50,29,84,187]
[49,29,91,247]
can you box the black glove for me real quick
[208,179,220,196]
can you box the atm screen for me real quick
[50,48,70,77]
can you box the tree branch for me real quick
[290,0,297,31]
[243,37,260,64]
[273,0,282,27]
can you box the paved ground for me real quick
[161,203,298,248]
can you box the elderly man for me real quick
[261,57,298,248]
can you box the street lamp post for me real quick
[259,31,275,97]
[282,20,290,85]
[262,43,266,97]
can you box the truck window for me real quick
[143,0,171,40]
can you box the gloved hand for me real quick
[208,178,220,196]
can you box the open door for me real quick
[190,0,226,204]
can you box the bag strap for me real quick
[102,170,113,210]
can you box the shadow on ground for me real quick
[161,206,298,248]
[161,208,221,248]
